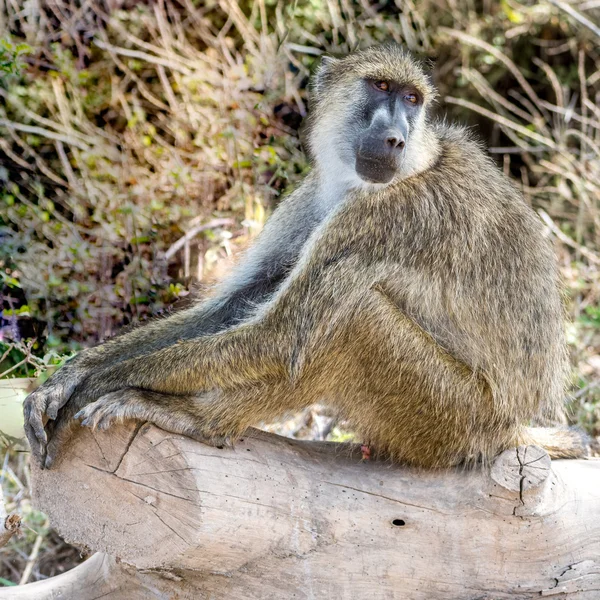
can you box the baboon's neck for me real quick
[312,171,356,215]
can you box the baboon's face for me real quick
[308,48,434,187]
[352,78,425,184]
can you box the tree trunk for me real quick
[1,422,599,599]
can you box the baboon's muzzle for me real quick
[355,126,406,184]
[355,153,398,184]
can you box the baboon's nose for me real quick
[385,135,405,150]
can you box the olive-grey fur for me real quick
[23,44,587,469]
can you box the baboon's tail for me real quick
[521,426,590,459]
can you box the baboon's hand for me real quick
[23,357,87,466]
[33,364,137,468]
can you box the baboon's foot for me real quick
[74,388,233,448]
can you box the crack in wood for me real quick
[112,422,144,474]
[130,450,183,470]
[150,510,193,548]
[129,466,197,477]
[126,489,193,547]
[84,462,197,504]
[520,453,549,468]
[512,447,526,517]
[115,475,196,504]
[322,481,451,515]
[90,433,108,468]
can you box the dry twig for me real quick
[0,484,21,550]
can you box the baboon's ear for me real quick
[313,55,339,96]
[320,55,338,69]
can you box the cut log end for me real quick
[490,444,551,492]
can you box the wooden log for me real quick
[1,422,599,599]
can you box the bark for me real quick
[0,422,599,599]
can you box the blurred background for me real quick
[1,0,599,586]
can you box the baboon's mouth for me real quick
[355,154,397,184]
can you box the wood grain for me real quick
[1,424,599,599]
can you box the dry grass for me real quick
[1,0,599,586]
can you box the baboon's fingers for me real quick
[23,393,48,445]
[23,422,46,467]
[23,374,82,466]
[46,396,69,421]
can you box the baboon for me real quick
[24,45,587,470]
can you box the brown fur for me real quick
[24,45,587,469]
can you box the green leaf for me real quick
[232,160,252,168]
[130,235,150,244]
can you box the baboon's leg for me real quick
[330,285,504,467]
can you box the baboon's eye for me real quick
[404,93,418,104]
[374,80,390,92]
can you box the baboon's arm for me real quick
[65,250,359,406]
[73,176,323,369]
[40,259,346,468]
[75,316,290,400]
[24,178,323,462]
[68,269,370,403]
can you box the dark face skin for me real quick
[354,79,424,184]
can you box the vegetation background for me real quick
[1,0,599,586]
